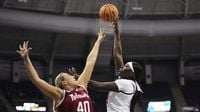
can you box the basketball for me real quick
[99,4,119,23]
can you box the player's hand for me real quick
[112,16,119,32]
[16,41,32,59]
[69,67,79,80]
[69,67,77,75]
[97,28,105,43]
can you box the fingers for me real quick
[99,27,102,33]
[114,16,119,22]
[99,28,105,35]
[70,67,76,74]
[99,27,103,34]
[68,67,79,80]
[112,21,117,27]
[23,41,26,48]
[102,29,106,38]
[112,16,119,24]
[69,67,74,73]
[101,28,105,33]
[71,67,77,73]
[17,41,31,53]
[68,67,78,77]
[19,41,29,49]
[28,47,32,51]
[25,41,29,49]
[111,17,119,28]
[69,67,72,73]
[98,28,105,41]
[68,68,73,75]
[19,44,22,50]
[16,50,20,54]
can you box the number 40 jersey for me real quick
[56,86,93,112]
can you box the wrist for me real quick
[23,55,29,60]
[114,26,119,32]
[114,29,118,33]
[114,30,119,36]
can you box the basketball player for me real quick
[69,19,144,112]
[105,19,144,112]
[16,29,105,112]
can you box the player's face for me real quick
[63,73,78,86]
[117,64,134,79]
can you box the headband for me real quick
[125,62,135,73]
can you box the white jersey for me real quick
[107,79,142,112]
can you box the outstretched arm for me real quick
[78,29,105,88]
[113,18,124,71]
[89,80,118,91]
[69,67,118,91]
[17,41,63,101]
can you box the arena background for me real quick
[0,0,200,112]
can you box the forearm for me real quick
[113,27,123,69]
[86,41,101,65]
[85,40,101,72]
[23,56,40,83]
[78,40,101,85]
[89,80,118,91]
[88,80,101,89]
[113,33,122,57]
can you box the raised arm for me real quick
[17,41,63,101]
[113,19,124,71]
[77,29,105,88]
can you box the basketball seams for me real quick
[107,4,115,22]
[99,4,118,23]
[104,6,109,22]
[103,6,107,21]
[111,4,119,21]
[108,4,113,22]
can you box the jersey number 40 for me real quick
[77,101,90,112]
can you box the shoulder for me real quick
[114,79,135,92]
[115,79,134,85]
[55,90,66,109]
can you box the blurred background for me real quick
[0,0,200,112]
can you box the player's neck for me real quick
[64,85,76,91]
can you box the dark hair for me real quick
[130,90,143,112]
[130,62,144,112]
[125,62,144,111]
[132,62,144,82]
